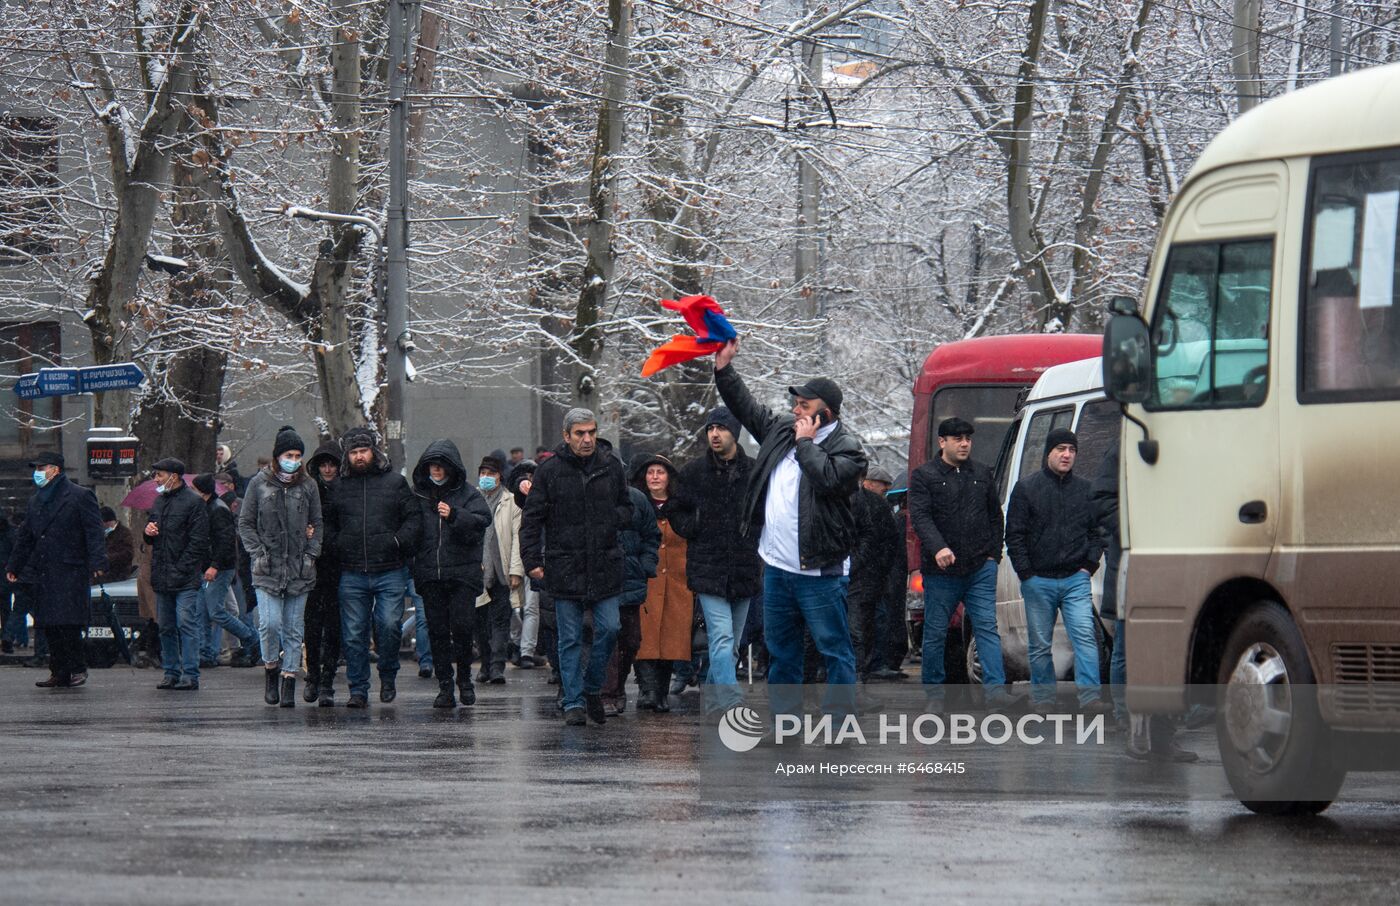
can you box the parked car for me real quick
[86,577,146,667]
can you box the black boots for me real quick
[380,678,397,703]
[636,661,660,712]
[433,679,456,709]
[584,693,607,725]
[280,675,295,708]
[654,661,673,713]
[264,668,280,705]
[458,678,476,706]
[303,677,319,703]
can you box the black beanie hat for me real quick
[99,506,117,523]
[192,473,216,496]
[341,426,376,454]
[703,406,742,438]
[1045,428,1078,457]
[273,425,305,459]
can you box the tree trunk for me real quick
[573,0,632,433]
[1233,0,1263,114]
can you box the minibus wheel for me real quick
[1215,602,1345,815]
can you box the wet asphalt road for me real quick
[4,662,1400,905]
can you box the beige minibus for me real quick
[1102,62,1400,814]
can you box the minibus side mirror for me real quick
[1108,295,1138,316]
[1102,312,1151,405]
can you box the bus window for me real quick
[1072,399,1123,481]
[929,385,1024,464]
[1302,152,1400,399]
[1018,406,1074,481]
[994,416,1021,501]
[1147,238,1273,410]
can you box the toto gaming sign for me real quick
[86,438,140,480]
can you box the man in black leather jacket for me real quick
[712,339,866,691]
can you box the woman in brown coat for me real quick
[632,454,692,713]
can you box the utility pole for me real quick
[1329,0,1347,77]
[386,0,412,471]
[795,16,823,325]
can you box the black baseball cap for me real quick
[788,377,843,416]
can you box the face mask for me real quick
[279,458,301,474]
[478,475,497,492]
[155,482,169,495]
[104,526,115,536]
[430,475,448,486]
[32,470,49,488]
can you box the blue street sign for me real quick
[37,368,80,396]
[12,362,146,399]
[14,373,40,400]
[79,363,146,393]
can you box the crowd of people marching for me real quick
[1,339,1189,754]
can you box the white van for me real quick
[1101,62,1400,814]
[961,357,1121,682]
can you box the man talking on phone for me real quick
[713,339,866,704]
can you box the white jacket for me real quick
[477,489,524,608]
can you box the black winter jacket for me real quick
[714,364,867,572]
[849,487,901,599]
[669,448,762,600]
[329,446,421,574]
[519,439,631,602]
[409,439,493,591]
[1005,466,1104,581]
[620,485,661,606]
[206,496,238,572]
[908,457,1004,578]
[307,441,342,586]
[7,473,108,626]
[149,485,210,593]
[1091,442,1122,620]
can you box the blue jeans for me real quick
[406,580,431,670]
[156,588,203,681]
[697,594,750,706]
[201,569,254,659]
[555,596,620,712]
[339,569,408,698]
[256,589,309,676]
[921,560,1007,692]
[764,568,856,686]
[1111,618,1127,720]
[1022,573,1101,706]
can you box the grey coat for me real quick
[238,468,324,596]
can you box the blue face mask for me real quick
[104,525,115,536]
[32,470,49,488]
[430,475,448,486]
[155,482,169,495]
[478,475,497,492]
[279,457,301,474]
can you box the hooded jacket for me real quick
[238,466,323,596]
[205,495,238,572]
[1005,464,1104,581]
[328,441,421,574]
[714,364,867,571]
[519,438,631,602]
[306,440,343,586]
[410,439,493,591]
[668,446,762,601]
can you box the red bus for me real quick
[902,334,1101,678]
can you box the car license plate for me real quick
[87,627,114,639]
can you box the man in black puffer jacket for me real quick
[193,473,259,669]
[411,439,492,709]
[329,427,421,708]
[520,408,632,727]
[712,340,866,694]
[669,406,761,709]
[1006,428,1107,712]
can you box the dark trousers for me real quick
[44,625,86,678]
[847,586,880,679]
[420,579,475,688]
[601,604,642,702]
[474,582,511,675]
[538,590,560,676]
[304,581,342,687]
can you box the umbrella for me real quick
[120,474,197,511]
